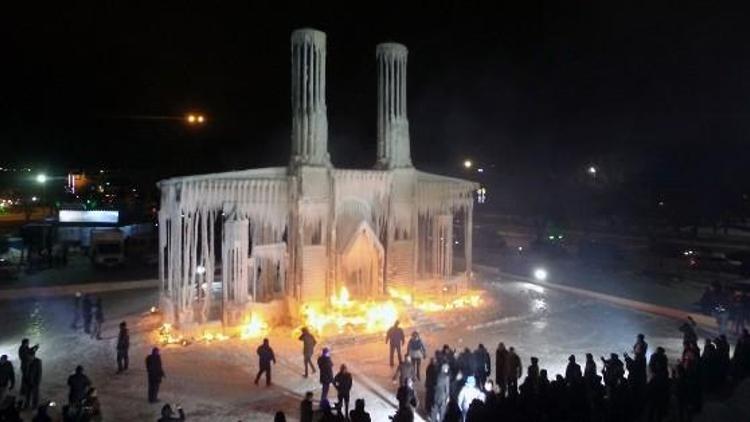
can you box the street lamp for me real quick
[587,165,597,176]
[463,159,473,169]
[36,174,47,184]
[186,113,206,125]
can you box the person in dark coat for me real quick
[386,321,405,368]
[254,338,276,386]
[349,398,371,422]
[18,339,38,390]
[396,378,418,410]
[66,366,91,405]
[145,348,165,403]
[424,357,437,414]
[332,364,352,417]
[474,344,491,387]
[23,349,42,409]
[507,346,522,396]
[0,355,15,405]
[71,292,82,330]
[299,327,317,378]
[431,363,450,422]
[82,295,93,334]
[317,347,334,401]
[116,321,129,373]
[90,298,104,340]
[274,411,287,422]
[565,354,582,384]
[300,391,314,422]
[495,342,508,397]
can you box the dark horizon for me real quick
[4,2,748,217]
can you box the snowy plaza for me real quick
[0,272,697,421]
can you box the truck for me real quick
[90,229,125,267]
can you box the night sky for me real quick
[3,2,748,205]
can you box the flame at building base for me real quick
[154,285,483,344]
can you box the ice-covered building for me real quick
[157,29,478,327]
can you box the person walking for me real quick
[386,321,405,368]
[333,364,352,417]
[90,298,104,340]
[71,292,82,330]
[254,338,276,386]
[23,349,42,409]
[82,295,93,334]
[393,355,415,387]
[66,366,91,405]
[317,347,334,402]
[424,357,437,414]
[495,342,508,397]
[299,327,317,378]
[116,322,129,373]
[0,355,15,405]
[146,348,165,403]
[406,332,426,381]
[431,363,450,422]
[474,344,491,387]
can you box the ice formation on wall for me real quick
[157,29,478,327]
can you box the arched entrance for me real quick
[339,221,384,298]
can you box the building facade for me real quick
[157,29,477,327]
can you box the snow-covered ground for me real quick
[0,276,696,421]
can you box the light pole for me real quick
[35,173,48,217]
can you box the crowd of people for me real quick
[5,292,750,421]
[698,281,750,335]
[278,319,750,422]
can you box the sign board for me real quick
[59,210,119,224]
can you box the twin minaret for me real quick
[290,28,411,169]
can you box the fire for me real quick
[155,313,270,346]
[240,313,270,339]
[158,323,188,346]
[298,287,400,337]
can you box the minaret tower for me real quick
[376,43,412,169]
[290,28,329,167]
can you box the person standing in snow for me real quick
[298,327,317,378]
[406,331,426,381]
[317,347,334,402]
[0,355,15,405]
[386,321,405,368]
[82,295,93,334]
[116,322,129,373]
[90,298,104,340]
[332,364,352,417]
[254,338,276,386]
[71,292,82,330]
[146,348,165,403]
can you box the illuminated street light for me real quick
[587,165,597,176]
[36,174,47,184]
[186,113,206,125]
[533,268,548,281]
[31,196,38,202]
[463,159,473,169]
